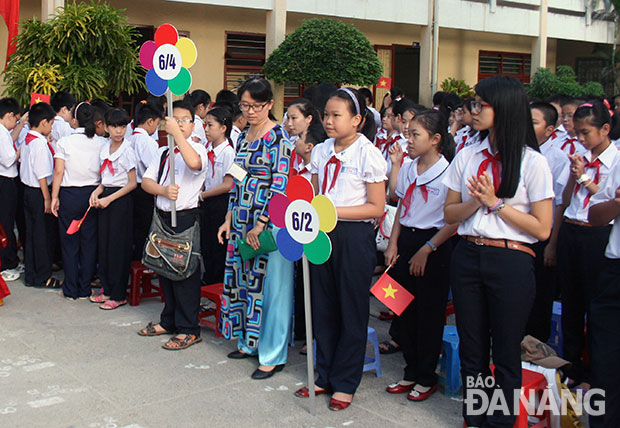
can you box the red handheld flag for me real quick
[370,271,414,316]
[377,77,393,90]
[66,207,91,235]
[30,93,51,107]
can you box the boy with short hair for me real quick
[555,97,586,155]
[50,91,76,149]
[0,97,24,281]
[20,102,61,288]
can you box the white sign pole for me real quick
[302,254,316,414]
[166,90,177,227]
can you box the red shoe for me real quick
[294,386,331,398]
[379,311,394,321]
[407,384,438,402]
[329,396,353,411]
[386,382,415,394]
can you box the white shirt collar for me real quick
[103,139,130,162]
[415,155,450,186]
[586,142,618,168]
[132,127,149,137]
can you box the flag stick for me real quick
[383,254,400,275]
[166,90,177,227]
[302,254,316,414]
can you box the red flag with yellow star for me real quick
[377,77,392,90]
[370,272,414,316]
[30,93,50,107]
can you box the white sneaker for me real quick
[17,263,25,273]
[1,269,20,282]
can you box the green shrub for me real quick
[527,66,605,99]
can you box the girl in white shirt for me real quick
[285,98,320,178]
[200,107,235,285]
[443,76,554,427]
[295,88,387,410]
[186,90,210,146]
[51,103,106,300]
[89,109,137,310]
[555,100,620,389]
[384,110,458,402]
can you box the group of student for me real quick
[1,75,620,426]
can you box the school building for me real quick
[2,0,616,115]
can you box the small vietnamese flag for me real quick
[30,93,50,107]
[66,206,91,235]
[370,271,414,316]
[377,77,392,90]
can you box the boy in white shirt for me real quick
[0,97,23,281]
[20,102,60,288]
[50,91,76,150]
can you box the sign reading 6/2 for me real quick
[285,200,319,244]
[153,44,182,81]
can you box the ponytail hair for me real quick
[474,76,538,198]
[74,102,96,138]
[206,107,233,142]
[573,99,620,139]
[134,98,164,125]
[288,98,321,126]
[184,89,211,109]
[411,110,455,162]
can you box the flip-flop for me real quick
[99,300,127,310]
[379,341,401,354]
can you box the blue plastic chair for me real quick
[438,325,461,397]
[313,326,382,377]
[548,301,563,357]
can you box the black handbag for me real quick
[141,149,201,281]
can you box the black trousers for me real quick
[0,176,18,270]
[98,187,133,301]
[390,227,451,386]
[132,186,153,261]
[23,186,54,286]
[293,259,306,340]
[589,258,620,428]
[310,222,376,394]
[15,179,27,255]
[451,239,535,428]
[199,193,228,284]
[58,186,98,298]
[159,209,202,336]
[525,239,557,343]
[557,221,611,382]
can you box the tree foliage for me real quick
[440,78,475,99]
[263,18,383,86]
[2,1,142,106]
[527,66,605,99]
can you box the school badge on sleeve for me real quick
[370,272,414,316]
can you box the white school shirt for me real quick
[17,123,30,149]
[51,116,73,150]
[190,115,207,146]
[310,134,387,222]
[125,120,159,141]
[382,133,408,174]
[130,127,159,183]
[540,138,570,206]
[204,141,235,191]
[230,125,241,150]
[548,125,567,148]
[20,131,53,187]
[554,134,586,156]
[563,143,620,223]
[100,139,136,187]
[395,155,450,230]
[368,106,382,129]
[443,136,554,244]
[142,141,208,212]
[295,160,312,182]
[0,123,18,178]
[55,129,106,187]
[590,161,620,259]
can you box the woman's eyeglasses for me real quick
[471,101,492,114]
[239,102,269,112]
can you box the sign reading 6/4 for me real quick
[153,44,182,81]
[285,200,319,244]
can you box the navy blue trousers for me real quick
[23,186,54,286]
[0,176,18,270]
[58,186,97,299]
[310,222,376,394]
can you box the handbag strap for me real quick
[157,148,170,184]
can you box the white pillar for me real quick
[419,0,435,106]
[42,0,64,21]
[266,0,287,120]
[531,0,548,75]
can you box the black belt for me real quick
[156,208,199,218]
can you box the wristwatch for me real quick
[576,174,590,185]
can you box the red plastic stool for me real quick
[128,261,164,306]
[199,283,223,337]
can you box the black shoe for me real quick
[227,350,256,359]
[251,364,285,380]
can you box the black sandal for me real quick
[44,277,62,289]
[162,334,202,350]
[138,322,173,337]
[379,340,401,354]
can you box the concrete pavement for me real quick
[0,275,463,428]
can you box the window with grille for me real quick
[478,51,531,84]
